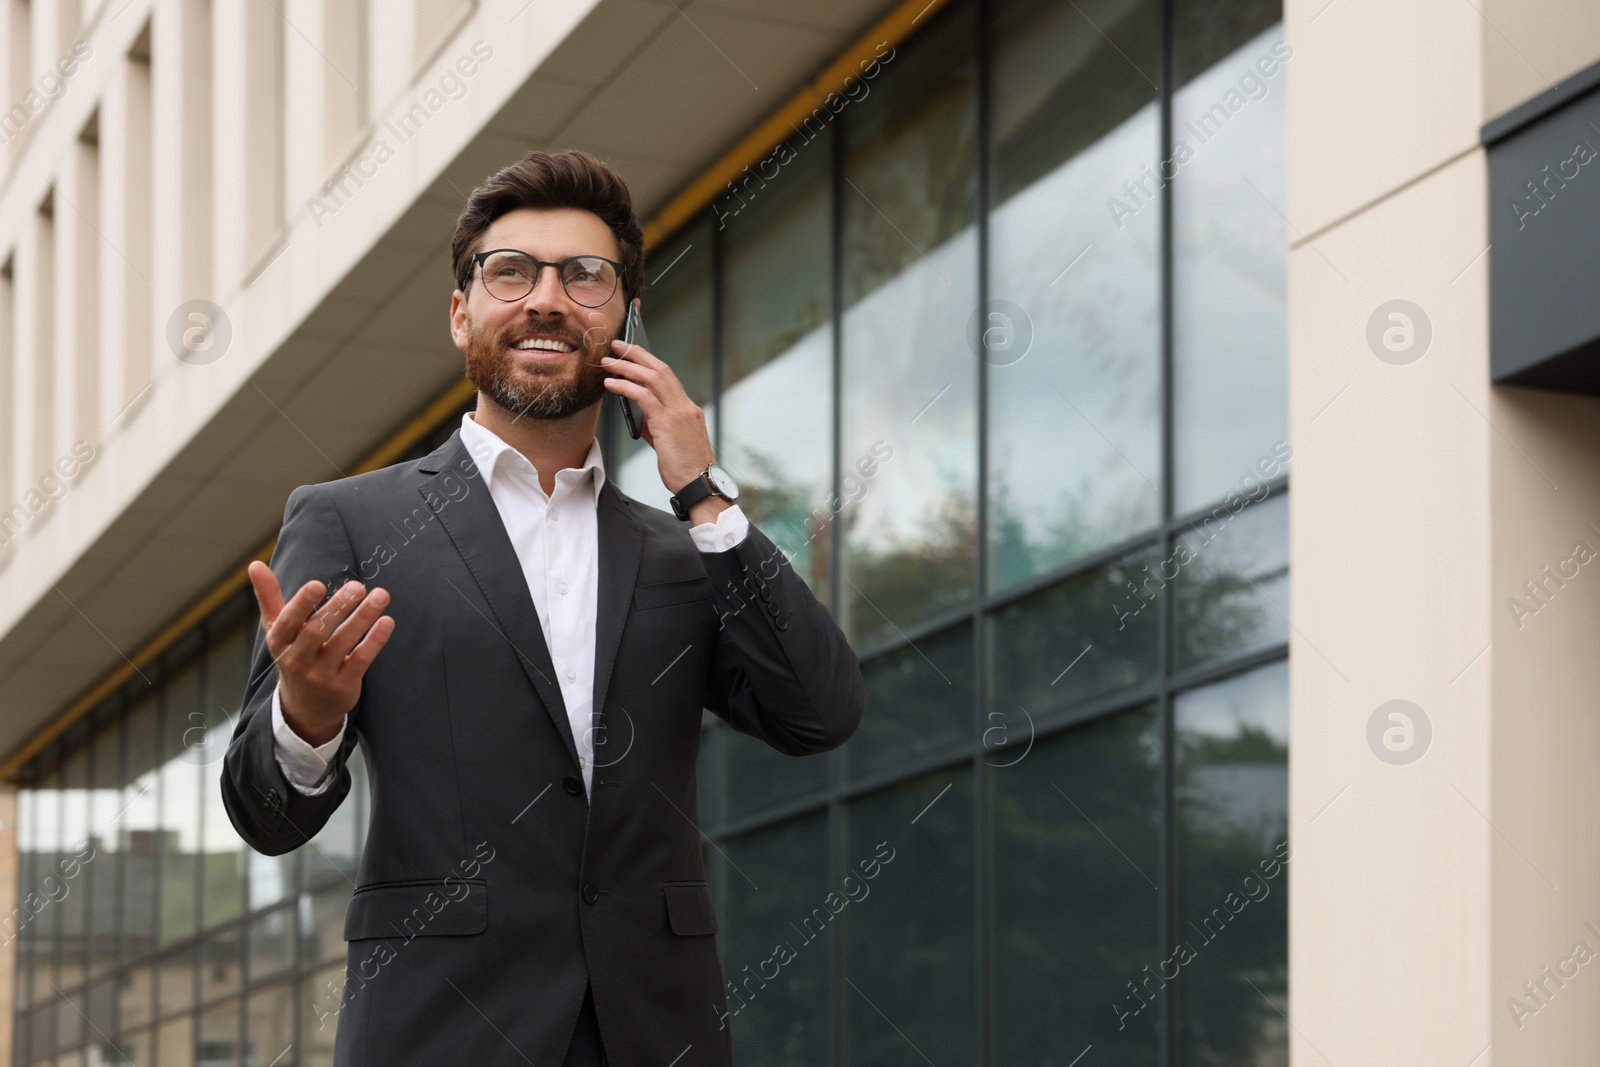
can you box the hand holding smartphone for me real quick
[615,300,646,440]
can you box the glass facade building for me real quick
[10,0,1289,1063]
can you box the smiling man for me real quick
[221,149,865,1067]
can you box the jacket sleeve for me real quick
[700,520,864,755]
[221,483,366,856]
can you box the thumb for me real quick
[248,561,287,629]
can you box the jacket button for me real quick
[563,775,582,795]
[582,883,600,904]
[767,600,782,616]
[774,615,789,631]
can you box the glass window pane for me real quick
[199,926,241,1005]
[201,626,248,928]
[156,946,193,1019]
[1171,14,1288,512]
[719,130,834,606]
[995,705,1162,1064]
[119,964,154,1032]
[247,907,295,984]
[848,622,972,781]
[618,217,714,510]
[298,884,352,970]
[245,983,294,1067]
[723,727,827,821]
[839,4,979,647]
[1175,491,1287,670]
[30,768,61,1005]
[59,747,90,994]
[719,812,828,1064]
[155,1014,192,1067]
[52,985,83,1059]
[301,962,347,1067]
[121,693,160,966]
[197,999,240,1067]
[300,745,363,892]
[88,717,122,979]
[695,721,720,832]
[991,548,1161,719]
[158,662,202,949]
[16,784,37,1009]
[844,770,975,1066]
[1175,661,1289,1066]
[988,0,1162,589]
[106,1028,152,1066]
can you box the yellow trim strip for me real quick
[0,0,953,781]
[0,380,478,781]
[641,0,952,249]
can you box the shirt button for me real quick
[548,510,558,522]
[565,668,577,681]
[557,581,568,595]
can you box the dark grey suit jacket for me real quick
[220,427,865,1066]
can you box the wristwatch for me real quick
[670,463,739,521]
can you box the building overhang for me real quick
[1484,56,1600,393]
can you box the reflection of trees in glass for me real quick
[989,464,1155,592]
[991,549,1161,715]
[1176,698,1289,1066]
[720,447,829,599]
[842,3,977,307]
[845,772,975,1066]
[844,489,976,648]
[995,707,1162,1065]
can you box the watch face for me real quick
[706,464,739,500]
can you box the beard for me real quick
[462,314,613,422]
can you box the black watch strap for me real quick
[670,474,714,521]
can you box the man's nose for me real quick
[520,263,570,314]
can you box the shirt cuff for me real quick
[689,503,750,553]
[271,682,346,796]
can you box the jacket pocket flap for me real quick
[634,575,713,611]
[345,878,487,941]
[663,883,718,936]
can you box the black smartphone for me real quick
[616,301,645,440]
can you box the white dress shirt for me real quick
[270,410,750,799]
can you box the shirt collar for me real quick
[458,410,607,505]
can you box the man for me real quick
[221,149,865,1067]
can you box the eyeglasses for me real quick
[469,249,624,308]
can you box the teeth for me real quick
[513,338,575,352]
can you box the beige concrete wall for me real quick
[1487,387,1600,1061]
[1288,0,1600,1062]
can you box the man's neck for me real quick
[470,395,601,497]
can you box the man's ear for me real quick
[448,290,470,350]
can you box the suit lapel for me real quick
[592,478,643,731]
[417,430,578,769]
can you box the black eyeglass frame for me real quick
[468,248,628,308]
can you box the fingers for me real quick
[341,611,395,675]
[318,583,392,664]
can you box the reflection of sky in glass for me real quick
[1178,660,1288,849]
[1178,659,1288,744]
[1173,24,1288,511]
[720,323,831,558]
[989,101,1161,584]
[841,224,977,554]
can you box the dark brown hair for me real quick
[450,149,645,306]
